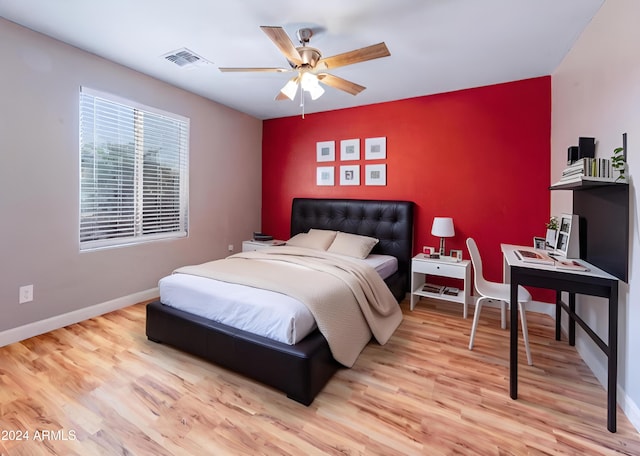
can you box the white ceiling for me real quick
[0,0,603,120]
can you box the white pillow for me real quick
[287,229,337,250]
[327,231,379,259]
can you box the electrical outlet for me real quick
[19,284,33,304]
[228,244,234,252]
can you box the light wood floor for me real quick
[1,298,638,455]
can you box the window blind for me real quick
[79,87,189,250]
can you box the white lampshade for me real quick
[431,217,455,255]
[431,217,455,237]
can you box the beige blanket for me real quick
[174,246,403,367]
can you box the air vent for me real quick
[162,48,211,68]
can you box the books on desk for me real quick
[514,249,555,265]
[555,259,589,272]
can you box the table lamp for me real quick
[431,217,455,255]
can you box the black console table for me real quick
[500,176,629,433]
[502,245,620,432]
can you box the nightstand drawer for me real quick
[412,259,465,279]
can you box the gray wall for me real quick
[551,0,640,430]
[0,18,262,331]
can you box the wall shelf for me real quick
[549,179,628,191]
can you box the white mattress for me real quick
[159,252,398,345]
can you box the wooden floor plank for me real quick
[0,298,638,455]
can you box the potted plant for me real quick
[612,146,627,182]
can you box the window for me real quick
[79,87,189,250]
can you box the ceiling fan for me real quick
[219,26,390,103]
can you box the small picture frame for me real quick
[365,164,386,186]
[316,166,334,186]
[316,141,335,162]
[339,165,360,186]
[533,236,546,250]
[365,137,387,160]
[545,228,557,249]
[423,246,435,255]
[340,138,360,161]
[450,249,463,262]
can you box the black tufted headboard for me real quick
[290,198,414,301]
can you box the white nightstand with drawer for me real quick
[410,253,471,318]
[242,239,286,252]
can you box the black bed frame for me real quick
[146,198,414,405]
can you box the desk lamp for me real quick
[431,217,455,255]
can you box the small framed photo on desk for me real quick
[450,249,463,261]
[533,237,546,250]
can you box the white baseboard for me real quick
[622,394,640,433]
[562,319,640,433]
[0,288,159,348]
[469,297,555,317]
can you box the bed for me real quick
[146,197,414,405]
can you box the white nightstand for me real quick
[410,253,471,318]
[242,239,286,252]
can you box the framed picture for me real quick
[450,249,463,261]
[555,213,578,257]
[422,246,435,255]
[545,228,557,249]
[340,138,360,161]
[365,137,386,160]
[316,166,334,186]
[365,164,386,186]
[533,236,546,250]
[339,165,360,186]
[316,141,335,162]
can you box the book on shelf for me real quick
[443,286,460,296]
[514,249,555,265]
[555,259,589,272]
[422,283,445,294]
[557,157,625,185]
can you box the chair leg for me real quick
[469,297,486,350]
[518,301,533,365]
[500,300,507,330]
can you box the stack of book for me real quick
[443,286,459,296]
[514,249,555,265]
[557,157,624,185]
[422,283,460,296]
[423,283,444,294]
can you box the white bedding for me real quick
[159,252,398,345]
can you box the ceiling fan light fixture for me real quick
[307,82,325,100]
[300,72,324,100]
[280,79,298,100]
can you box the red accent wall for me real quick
[262,77,552,300]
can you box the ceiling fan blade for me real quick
[260,26,302,66]
[219,67,290,73]
[319,42,390,70]
[317,73,366,96]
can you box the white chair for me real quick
[466,238,533,365]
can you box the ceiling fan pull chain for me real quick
[300,83,305,119]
